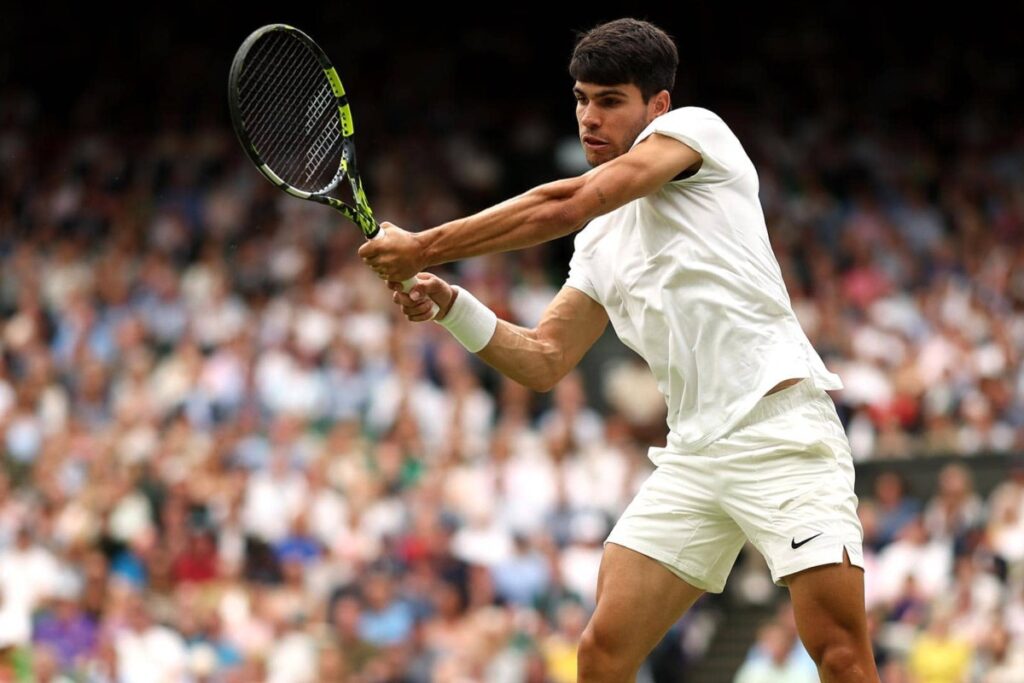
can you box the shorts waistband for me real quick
[732,378,818,432]
[661,379,825,455]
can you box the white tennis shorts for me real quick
[606,379,864,593]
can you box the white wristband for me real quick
[434,286,497,353]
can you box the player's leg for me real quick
[716,380,878,681]
[581,447,745,682]
[784,549,879,682]
[577,542,704,682]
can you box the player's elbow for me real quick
[530,376,558,394]
[511,366,557,394]
[531,344,569,393]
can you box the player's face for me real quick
[574,81,663,167]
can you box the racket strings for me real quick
[240,42,315,180]
[304,85,342,186]
[238,32,344,194]
[240,36,308,150]
[247,38,335,189]
[239,36,309,161]
[242,35,327,178]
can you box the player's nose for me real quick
[578,103,600,128]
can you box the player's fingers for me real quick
[408,299,433,317]
[402,303,432,322]
[393,290,418,306]
[419,276,448,297]
[417,276,451,311]
[356,241,376,260]
[406,286,425,302]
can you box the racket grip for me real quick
[400,278,440,319]
[367,229,438,319]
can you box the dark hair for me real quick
[569,18,678,102]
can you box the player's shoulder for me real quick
[653,106,726,129]
[634,106,730,147]
[671,105,722,118]
[636,106,750,183]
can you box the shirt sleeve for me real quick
[563,248,600,304]
[633,107,747,184]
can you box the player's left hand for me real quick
[358,222,425,282]
[387,273,456,323]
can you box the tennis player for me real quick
[360,18,879,683]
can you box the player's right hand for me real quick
[359,222,425,282]
[387,273,456,323]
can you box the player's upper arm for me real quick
[532,286,608,392]
[478,286,606,393]
[567,133,702,227]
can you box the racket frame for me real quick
[228,23,381,238]
[229,24,436,316]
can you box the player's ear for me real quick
[653,90,670,116]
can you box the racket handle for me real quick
[400,278,441,320]
[397,278,442,321]
[369,228,439,319]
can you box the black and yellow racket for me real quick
[228,23,434,311]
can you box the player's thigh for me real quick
[605,447,747,595]
[585,542,705,658]
[784,549,874,666]
[719,384,865,586]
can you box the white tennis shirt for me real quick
[564,106,842,451]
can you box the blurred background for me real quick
[1,3,1022,682]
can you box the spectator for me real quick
[907,607,973,683]
[733,621,818,683]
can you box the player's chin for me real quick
[584,149,614,167]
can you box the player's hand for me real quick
[358,222,425,282]
[388,273,457,322]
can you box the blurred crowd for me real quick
[1,85,667,681]
[1,13,1023,683]
[735,463,1024,682]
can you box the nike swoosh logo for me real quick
[791,532,823,549]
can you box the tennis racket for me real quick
[228,24,436,315]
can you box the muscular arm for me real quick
[420,132,701,267]
[360,133,701,281]
[392,274,608,393]
[477,286,608,392]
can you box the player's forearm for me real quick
[477,320,565,393]
[418,177,588,267]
